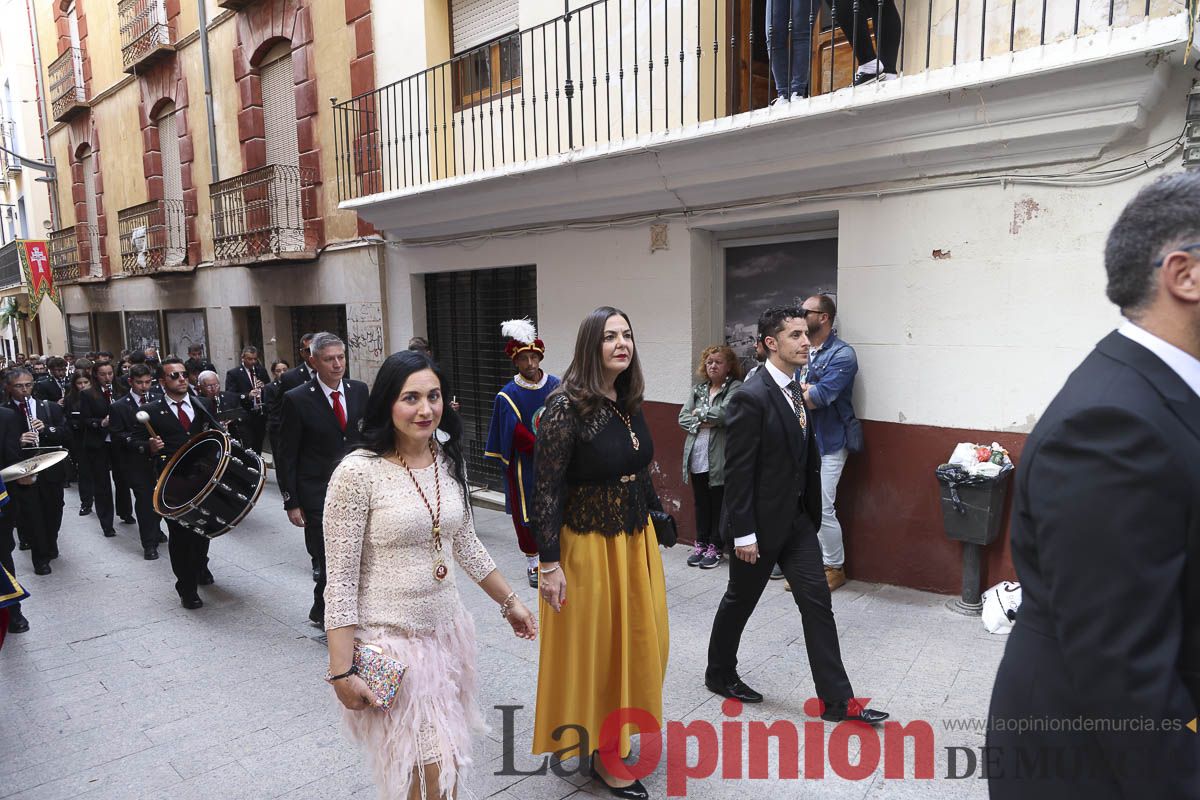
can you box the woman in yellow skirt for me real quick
[531,306,669,799]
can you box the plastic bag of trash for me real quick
[982,581,1022,634]
[948,442,978,468]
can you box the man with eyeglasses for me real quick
[987,172,1200,799]
[5,368,70,576]
[132,358,219,609]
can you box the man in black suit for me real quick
[6,368,70,576]
[267,334,315,459]
[988,173,1200,798]
[705,307,888,724]
[108,364,166,560]
[0,405,31,632]
[94,361,136,526]
[70,376,117,538]
[197,370,248,442]
[183,344,216,379]
[33,357,68,404]
[133,357,217,608]
[225,346,270,454]
[277,332,366,628]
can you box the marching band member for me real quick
[0,403,29,633]
[108,364,166,560]
[225,346,270,454]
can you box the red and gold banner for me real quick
[18,240,58,318]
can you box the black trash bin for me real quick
[936,464,1013,614]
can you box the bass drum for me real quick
[153,429,266,539]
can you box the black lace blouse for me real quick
[532,393,663,562]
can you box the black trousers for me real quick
[74,443,93,507]
[167,518,211,600]
[83,446,115,534]
[706,513,853,704]
[305,508,325,619]
[832,0,902,73]
[243,411,266,454]
[110,444,133,519]
[126,469,161,550]
[689,471,725,548]
[11,481,65,570]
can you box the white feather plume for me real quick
[501,318,538,345]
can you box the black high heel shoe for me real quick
[589,764,649,800]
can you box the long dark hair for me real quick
[358,350,468,491]
[557,306,645,418]
[64,372,94,409]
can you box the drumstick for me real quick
[135,410,160,439]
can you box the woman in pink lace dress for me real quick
[323,350,537,799]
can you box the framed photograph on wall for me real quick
[165,309,208,360]
[67,313,93,354]
[124,311,163,353]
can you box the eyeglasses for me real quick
[1152,243,1200,267]
[164,371,186,380]
[800,308,824,316]
[10,382,32,389]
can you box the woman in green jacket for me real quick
[678,345,743,569]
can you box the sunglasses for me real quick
[164,371,187,380]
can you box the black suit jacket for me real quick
[8,397,70,484]
[132,395,216,474]
[226,364,271,409]
[277,378,367,512]
[988,331,1200,798]
[0,407,23,468]
[268,364,313,437]
[721,364,822,550]
[33,377,66,403]
[67,390,112,450]
[108,393,159,484]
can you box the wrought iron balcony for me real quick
[120,0,175,74]
[49,223,102,285]
[48,47,88,122]
[333,0,1179,201]
[0,119,21,177]
[210,164,317,265]
[0,241,22,291]
[118,199,192,275]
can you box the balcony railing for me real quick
[0,241,21,291]
[49,223,102,285]
[210,164,317,265]
[118,199,191,274]
[0,119,21,176]
[48,47,88,122]
[120,0,174,73]
[334,0,1179,201]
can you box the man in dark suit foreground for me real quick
[705,306,888,724]
[277,332,366,629]
[988,172,1200,799]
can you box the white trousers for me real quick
[816,448,849,567]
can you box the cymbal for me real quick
[0,450,69,482]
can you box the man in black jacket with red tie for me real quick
[277,332,366,629]
[988,173,1200,799]
[0,403,30,632]
[133,357,217,609]
[705,307,887,725]
[225,346,270,454]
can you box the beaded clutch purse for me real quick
[354,640,407,709]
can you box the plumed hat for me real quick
[501,318,546,361]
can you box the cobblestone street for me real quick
[1,480,1005,799]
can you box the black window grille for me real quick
[425,265,537,491]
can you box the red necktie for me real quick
[176,401,191,432]
[331,390,346,432]
[104,388,112,402]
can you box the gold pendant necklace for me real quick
[608,400,640,451]
[397,440,448,581]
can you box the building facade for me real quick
[30,0,387,381]
[337,0,1194,593]
[0,0,66,359]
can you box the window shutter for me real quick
[81,152,101,276]
[158,112,182,202]
[452,0,518,54]
[261,52,299,167]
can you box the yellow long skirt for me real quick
[532,522,669,758]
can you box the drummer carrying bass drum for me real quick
[133,357,219,610]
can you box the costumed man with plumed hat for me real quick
[485,319,560,588]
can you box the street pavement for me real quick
[1,478,1005,799]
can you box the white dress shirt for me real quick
[1118,321,1200,400]
[319,379,347,410]
[169,395,194,423]
[733,359,805,549]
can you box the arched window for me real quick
[78,144,102,277]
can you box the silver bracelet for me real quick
[538,564,560,575]
[499,591,519,618]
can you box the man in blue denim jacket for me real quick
[797,294,861,591]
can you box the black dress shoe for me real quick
[17,541,29,551]
[705,676,764,703]
[180,596,203,610]
[196,569,214,586]
[7,609,29,633]
[120,516,136,525]
[33,563,51,576]
[589,765,648,800]
[103,528,116,538]
[79,505,92,517]
[821,700,890,725]
[308,606,325,629]
[143,547,159,561]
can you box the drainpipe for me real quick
[197,0,219,182]
[25,0,61,229]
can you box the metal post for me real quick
[946,542,985,615]
[563,1,575,150]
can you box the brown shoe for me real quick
[824,566,846,592]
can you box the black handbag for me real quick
[649,509,677,548]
